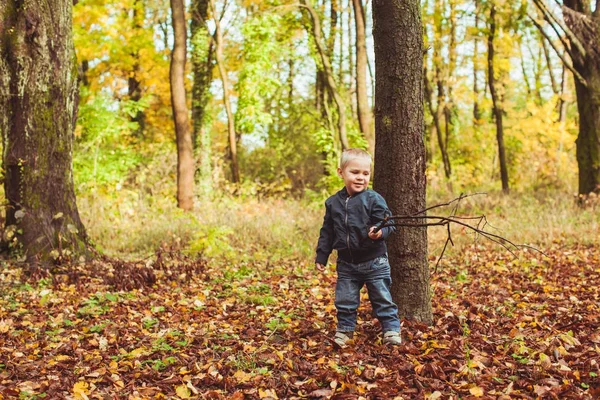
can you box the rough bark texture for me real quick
[191,0,213,196]
[487,5,510,193]
[0,0,89,262]
[170,0,195,209]
[352,0,374,152]
[372,0,432,324]
[562,0,600,194]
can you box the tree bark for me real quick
[562,0,600,194]
[170,0,195,209]
[0,0,89,262]
[352,0,374,152]
[301,0,350,150]
[372,0,432,324]
[487,5,510,193]
[210,0,240,183]
[191,0,214,196]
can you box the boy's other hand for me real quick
[316,263,326,271]
[368,226,383,240]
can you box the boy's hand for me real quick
[369,226,383,240]
[316,263,326,271]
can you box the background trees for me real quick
[1,0,596,262]
[60,0,589,201]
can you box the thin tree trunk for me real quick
[170,0,195,210]
[191,0,214,196]
[432,0,451,179]
[0,0,89,262]
[473,0,482,123]
[348,0,357,120]
[487,5,509,193]
[302,0,350,150]
[128,1,145,136]
[372,0,432,324]
[80,60,90,87]
[559,63,568,122]
[542,34,559,94]
[352,0,374,152]
[211,0,240,183]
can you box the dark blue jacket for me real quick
[315,188,395,265]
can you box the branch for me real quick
[409,192,486,217]
[531,3,574,59]
[527,13,588,87]
[374,195,546,270]
[532,0,587,58]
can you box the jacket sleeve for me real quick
[315,201,334,265]
[372,193,396,240]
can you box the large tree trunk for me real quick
[211,0,240,183]
[487,5,509,193]
[372,0,432,324]
[301,0,350,150]
[352,0,374,152]
[562,0,600,194]
[170,0,195,209]
[0,0,89,262]
[191,0,214,196]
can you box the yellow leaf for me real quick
[469,386,484,397]
[233,370,252,383]
[72,381,90,400]
[259,388,278,399]
[175,384,191,399]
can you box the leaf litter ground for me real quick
[0,243,599,399]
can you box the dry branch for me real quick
[374,194,545,271]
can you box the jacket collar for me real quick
[338,187,368,199]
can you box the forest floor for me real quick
[1,241,599,399]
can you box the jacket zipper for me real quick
[345,196,353,262]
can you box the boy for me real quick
[315,148,402,348]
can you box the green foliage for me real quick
[74,91,144,191]
[187,226,235,258]
[235,13,282,136]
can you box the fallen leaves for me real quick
[0,244,599,398]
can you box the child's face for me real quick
[337,157,371,196]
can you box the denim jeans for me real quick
[335,254,401,333]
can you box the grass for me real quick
[78,187,598,262]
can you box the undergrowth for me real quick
[78,187,598,263]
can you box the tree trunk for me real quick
[128,1,145,136]
[211,0,240,183]
[431,0,452,179]
[352,0,374,152]
[559,63,568,123]
[487,5,509,193]
[302,0,350,150]
[0,0,89,262]
[191,0,214,196]
[170,0,195,209]
[473,0,482,123]
[562,0,600,194]
[372,0,432,324]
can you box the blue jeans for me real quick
[335,254,401,333]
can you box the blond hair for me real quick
[339,148,372,170]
